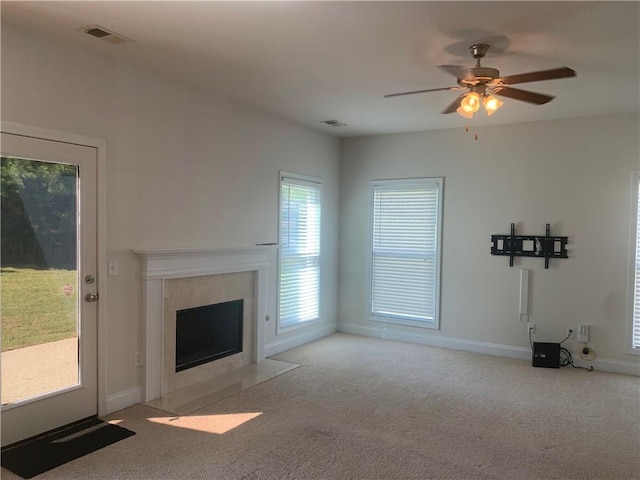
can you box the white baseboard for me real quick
[339,322,531,360]
[265,323,337,357]
[338,322,640,376]
[576,358,640,376]
[105,386,143,415]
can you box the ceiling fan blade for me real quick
[493,86,555,105]
[438,65,476,82]
[441,94,465,114]
[383,87,456,98]
[499,67,576,85]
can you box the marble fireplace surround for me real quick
[134,247,269,402]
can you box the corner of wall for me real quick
[265,322,338,357]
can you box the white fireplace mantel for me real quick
[134,247,271,402]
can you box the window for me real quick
[278,173,321,330]
[369,178,443,328]
[629,171,640,352]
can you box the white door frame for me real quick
[1,121,108,417]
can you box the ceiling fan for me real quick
[384,44,576,118]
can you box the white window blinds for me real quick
[370,178,442,327]
[279,175,321,329]
[632,172,640,349]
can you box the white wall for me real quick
[339,113,640,372]
[1,22,340,409]
[2,18,638,415]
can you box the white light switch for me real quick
[108,260,119,276]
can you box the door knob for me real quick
[85,293,99,303]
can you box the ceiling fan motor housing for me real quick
[460,67,500,86]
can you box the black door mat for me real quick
[1,416,136,479]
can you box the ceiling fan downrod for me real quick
[469,43,490,68]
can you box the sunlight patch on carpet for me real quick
[147,412,263,434]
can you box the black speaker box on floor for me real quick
[532,342,560,368]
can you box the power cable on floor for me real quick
[559,330,594,371]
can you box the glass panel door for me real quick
[1,157,80,404]
[0,132,98,446]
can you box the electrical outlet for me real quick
[134,351,142,367]
[566,328,576,340]
[527,322,535,334]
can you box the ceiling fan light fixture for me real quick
[456,106,474,119]
[385,43,577,123]
[483,94,504,116]
[459,92,480,116]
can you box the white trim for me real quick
[1,121,109,416]
[105,386,143,415]
[340,322,530,359]
[1,122,106,151]
[626,170,640,355]
[339,323,640,376]
[368,177,444,329]
[265,323,337,357]
[133,247,271,280]
[367,315,440,329]
[277,317,323,335]
[277,171,323,334]
[280,171,324,186]
[0,384,84,412]
[133,247,272,402]
[338,323,640,376]
[577,358,640,377]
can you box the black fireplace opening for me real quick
[175,299,244,373]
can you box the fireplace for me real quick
[134,247,270,402]
[175,299,244,373]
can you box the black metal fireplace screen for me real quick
[175,299,244,372]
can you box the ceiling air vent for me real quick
[83,25,129,45]
[322,120,347,127]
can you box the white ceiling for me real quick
[2,1,639,137]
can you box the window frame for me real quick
[367,177,443,330]
[626,170,640,354]
[277,171,322,334]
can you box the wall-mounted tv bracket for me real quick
[491,223,568,269]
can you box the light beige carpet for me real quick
[3,333,639,479]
